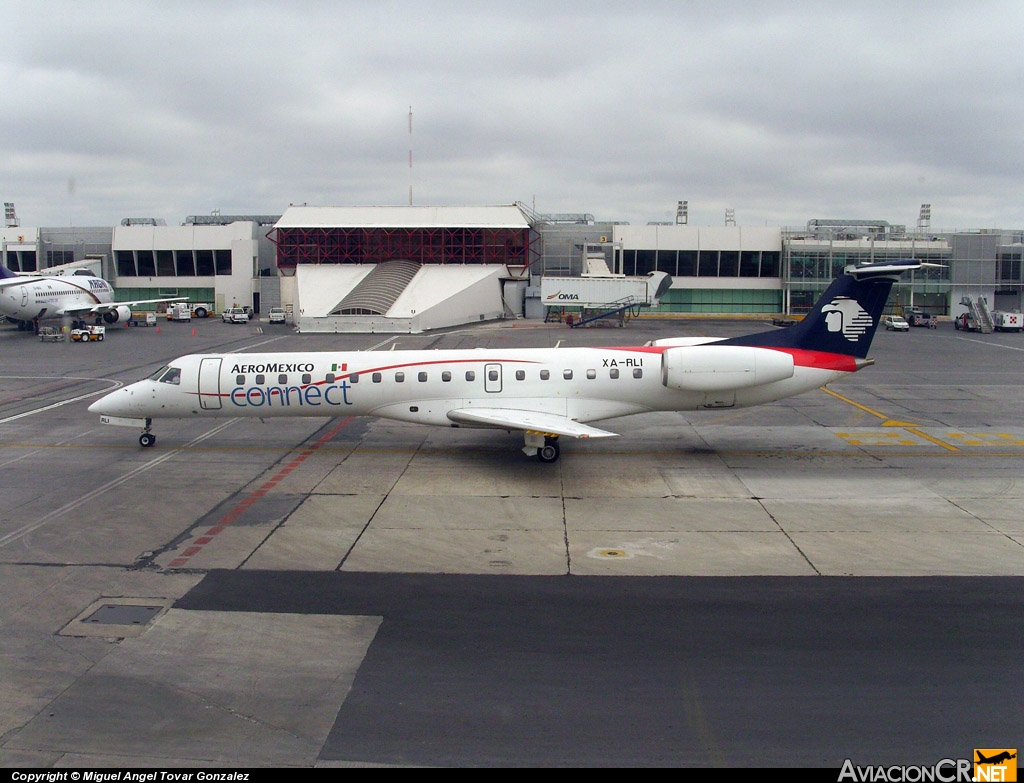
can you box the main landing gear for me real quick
[523,432,560,463]
[139,418,155,448]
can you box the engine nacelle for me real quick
[103,305,133,324]
[661,345,794,393]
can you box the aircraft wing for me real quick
[446,407,619,439]
[63,296,189,317]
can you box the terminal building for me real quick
[3,200,1022,331]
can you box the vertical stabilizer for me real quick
[722,262,922,359]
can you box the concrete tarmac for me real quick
[1,314,1022,767]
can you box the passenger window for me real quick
[350,373,359,384]
[160,367,181,385]
[372,372,382,383]
[633,368,643,379]
[515,370,525,381]
[563,370,573,380]
[488,369,499,381]
[395,372,405,383]
[236,374,245,385]
[466,371,475,381]
[302,373,312,385]
[418,372,427,382]
[610,368,620,379]
[442,371,452,382]
[325,373,335,384]
[256,374,265,385]
[279,374,288,384]
[586,369,596,380]
[540,370,550,380]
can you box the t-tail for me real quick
[721,261,925,360]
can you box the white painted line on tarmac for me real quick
[955,335,1024,352]
[0,376,123,425]
[0,418,238,549]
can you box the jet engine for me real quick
[102,305,133,324]
[661,345,794,393]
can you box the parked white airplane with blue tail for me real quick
[0,262,185,331]
[89,261,921,462]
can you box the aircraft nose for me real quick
[88,394,113,415]
[89,388,130,416]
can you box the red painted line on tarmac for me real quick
[167,417,354,568]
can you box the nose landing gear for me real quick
[139,418,155,448]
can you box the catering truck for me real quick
[991,311,1023,332]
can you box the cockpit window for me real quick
[159,367,181,385]
[147,365,170,381]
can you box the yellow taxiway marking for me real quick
[946,432,1024,446]
[822,388,960,451]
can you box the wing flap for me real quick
[447,407,618,439]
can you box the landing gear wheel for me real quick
[139,433,156,447]
[537,438,560,463]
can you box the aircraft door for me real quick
[198,358,223,410]
[484,363,502,393]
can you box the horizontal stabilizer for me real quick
[447,408,619,439]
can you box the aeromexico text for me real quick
[231,363,315,374]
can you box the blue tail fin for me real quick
[723,262,922,359]
[0,262,19,280]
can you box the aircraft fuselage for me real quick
[92,345,850,428]
[0,275,114,322]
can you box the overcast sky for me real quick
[3,0,1022,231]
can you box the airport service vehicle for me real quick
[89,261,926,462]
[902,306,936,328]
[954,313,978,331]
[131,312,158,327]
[70,325,105,342]
[0,262,185,332]
[168,303,192,321]
[167,302,212,319]
[882,315,909,331]
[991,311,1023,332]
[268,307,286,324]
[222,307,251,323]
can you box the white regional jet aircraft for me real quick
[0,262,185,332]
[89,261,921,462]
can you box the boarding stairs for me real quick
[568,296,644,328]
[961,296,994,333]
[330,259,421,315]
